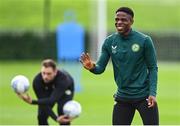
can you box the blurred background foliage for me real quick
[0,0,180,32]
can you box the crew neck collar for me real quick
[118,29,133,39]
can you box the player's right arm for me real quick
[80,39,110,74]
[80,52,95,70]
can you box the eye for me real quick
[115,18,119,21]
[121,18,128,22]
[42,72,46,75]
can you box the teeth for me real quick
[117,26,123,30]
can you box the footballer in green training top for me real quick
[80,7,159,125]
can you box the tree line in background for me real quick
[0,31,179,61]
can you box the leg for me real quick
[136,99,159,125]
[37,106,49,125]
[113,101,136,125]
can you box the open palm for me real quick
[80,53,95,70]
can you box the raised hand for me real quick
[80,52,95,70]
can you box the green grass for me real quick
[0,0,180,32]
[0,61,180,125]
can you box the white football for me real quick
[11,75,30,93]
[63,100,82,118]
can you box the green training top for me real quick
[90,29,158,99]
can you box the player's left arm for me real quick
[18,81,71,123]
[45,106,73,123]
[18,93,71,123]
[42,105,58,121]
[144,36,158,107]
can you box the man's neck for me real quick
[122,28,132,36]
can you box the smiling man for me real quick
[80,7,159,125]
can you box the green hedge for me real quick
[0,32,56,60]
[0,31,179,61]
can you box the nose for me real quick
[117,20,122,24]
[44,74,48,79]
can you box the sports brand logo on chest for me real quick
[112,45,117,54]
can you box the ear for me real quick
[131,18,134,25]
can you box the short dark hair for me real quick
[116,7,134,18]
[42,59,57,70]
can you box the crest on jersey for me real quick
[131,43,140,52]
[112,45,117,54]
